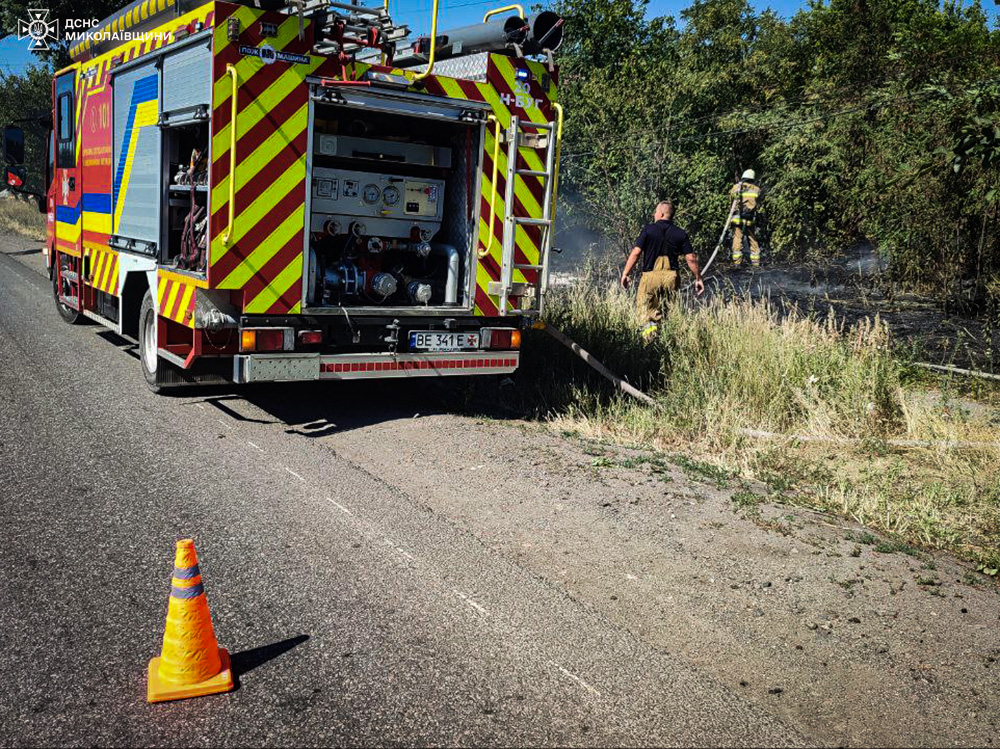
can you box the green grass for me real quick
[507,266,1000,576]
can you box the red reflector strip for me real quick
[320,357,519,374]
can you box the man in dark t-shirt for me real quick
[621,200,704,340]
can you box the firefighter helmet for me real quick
[741,169,756,181]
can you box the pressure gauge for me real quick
[362,183,380,204]
[382,185,400,205]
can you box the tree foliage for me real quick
[555,0,1000,301]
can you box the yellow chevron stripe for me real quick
[210,101,308,222]
[100,252,115,292]
[157,276,168,307]
[211,57,319,174]
[164,279,182,317]
[159,269,210,288]
[243,253,303,314]
[95,251,108,286]
[175,285,196,326]
[100,255,113,294]
[211,149,307,269]
[94,251,106,290]
[219,202,305,290]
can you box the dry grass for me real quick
[514,268,1000,574]
[0,196,45,240]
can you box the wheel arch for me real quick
[120,270,156,339]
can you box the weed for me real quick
[850,545,862,557]
[830,576,860,590]
[916,576,941,586]
[674,455,732,488]
[731,489,762,511]
[874,539,921,557]
[963,571,984,586]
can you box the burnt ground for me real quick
[705,244,999,372]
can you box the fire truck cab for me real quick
[2,0,564,391]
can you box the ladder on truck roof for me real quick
[490,113,562,316]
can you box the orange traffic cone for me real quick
[147,539,234,703]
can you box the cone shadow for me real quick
[230,634,310,678]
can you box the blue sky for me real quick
[1,0,997,74]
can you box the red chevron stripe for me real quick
[182,292,196,326]
[418,75,447,97]
[481,144,545,207]
[168,281,188,321]
[211,127,307,235]
[265,275,302,315]
[211,88,307,186]
[210,180,304,282]
[212,62,289,135]
[457,78,483,101]
[159,280,173,314]
[488,58,555,122]
[240,232,303,304]
[475,285,498,316]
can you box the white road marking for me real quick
[326,498,353,516]
[217,418,230,428]
[283,466,305,481]
[195,403,205,410]
[247,441,265,453]
[453,589,488,616]
[547,660,601,697]
[396,548,414,560]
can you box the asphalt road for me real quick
[0,238,800,747]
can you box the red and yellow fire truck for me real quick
[3,0,564,391]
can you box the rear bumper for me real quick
[233,351,519,384]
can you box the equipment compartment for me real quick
[306,97,485,311]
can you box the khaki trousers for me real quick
[731,224,760,264]
[636,256,679,324]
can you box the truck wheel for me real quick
[53,264,80,324]
[138,291,181,393]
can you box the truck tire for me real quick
[138,290,182,393]
[53,266,80,324]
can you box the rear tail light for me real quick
[481,328,521,350]
[240,327,292,352]
[298,330,323,345]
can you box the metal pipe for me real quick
[222,64,238,246]
[326,1,383,17]
[480,115,502,259]
[393,14,528,68]
[483,4,524,22]
[523,12,564,54]
[432,243,461,304]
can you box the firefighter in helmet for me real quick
[730,169,762,267]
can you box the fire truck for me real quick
[2,0,564,391]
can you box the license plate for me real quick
[409,331,480,351]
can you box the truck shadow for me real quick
[239,377,473,437]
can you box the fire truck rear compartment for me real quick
[305,95,485,314]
